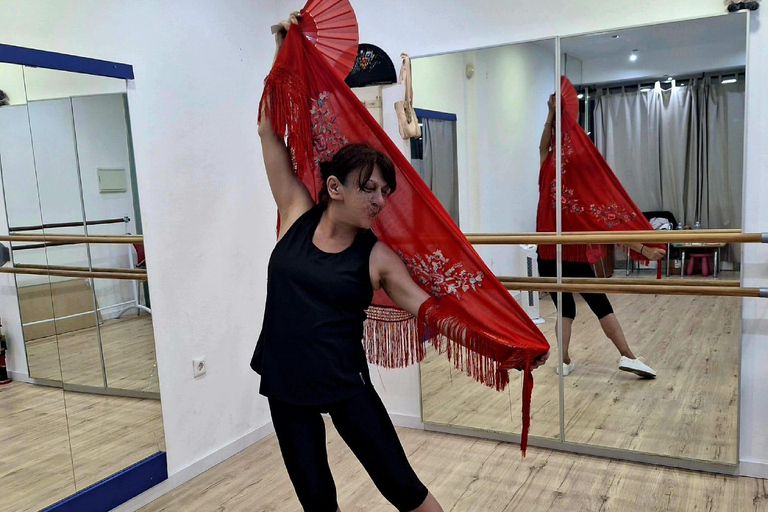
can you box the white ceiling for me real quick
[561,14,746,60]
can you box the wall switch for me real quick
[193,357,206,378]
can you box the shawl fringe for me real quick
[364,306,425,368]
[364,298,536,454]
[418,297,533,455]
[259,63,314,178]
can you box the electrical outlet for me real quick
[193,357,206,378]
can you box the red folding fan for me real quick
[560,76,580,131]
[299,0,359,81]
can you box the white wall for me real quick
[0,63,27,105]
[24,66,126,101]
[0,0,279,479]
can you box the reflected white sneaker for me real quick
[555,361,575,376]
[619,356,656,378]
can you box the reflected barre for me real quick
[498,276,741,287]
[15,263,147,275]
[465,229,760,245]
[0,234,142,244]
[500,280,764,298]
[0,266,146,281]
[8,216,130,233]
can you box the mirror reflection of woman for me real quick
[537,93,665,379]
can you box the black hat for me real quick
[345,44,397,88]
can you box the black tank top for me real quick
[251,204,378,405]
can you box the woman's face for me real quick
[339,166,392,229]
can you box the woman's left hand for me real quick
[531,351,550,370]
[642,245,667,261]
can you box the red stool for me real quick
[687,253,714,276]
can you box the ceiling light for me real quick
[577,93,584,99]
[629,50,638,62]
[721,77,737,84]
[612,35,620,39]
[666,77,674,82]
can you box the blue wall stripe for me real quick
[42,452,167,512]
[414,108,457,122]
[0,44,134,80]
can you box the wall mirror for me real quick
[416,12,746,467]
[0,56,165,510]
[413,38,563,442]
[557,13,746,464]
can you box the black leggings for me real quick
[537,259,614,320]
[268,385,428,512]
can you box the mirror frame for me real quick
[0,43,168,511]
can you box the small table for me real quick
[672,242,726,278]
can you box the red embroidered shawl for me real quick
[260,26,550,453]
[537,77,661,264]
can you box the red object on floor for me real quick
[0,353,11,384]
[687,253,714,276]
[133,243,146,268]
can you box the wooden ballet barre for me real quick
[8,216,130,233]
[0,267,146,281]
[466,230,763,245]
[498,276,741,287]
[500,281,764,298]
[15,263,147,275]
[464,229,742,237]
[468,229,742,237]
[0,234,142,244]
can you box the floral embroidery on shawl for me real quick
[549,127,575,172]
[399,250,484,299]
[311,92,348,165]
[561,131,575,170]
[550,181,585,215]
[589,203,636,228]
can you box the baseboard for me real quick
[43,452,167,512]
[110,412,418,511]
[739,459,768,478]
[389,412,424,430]
[110,420,275,512]
[8,370,32,383]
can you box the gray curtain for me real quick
[419,117,459,225]
[594,79,744,261]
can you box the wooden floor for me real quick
[422,291,740,464]
[139,419,768,512]
[25,314,159,393]
[2,381,165,512]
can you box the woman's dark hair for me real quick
[319,144,396,203]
